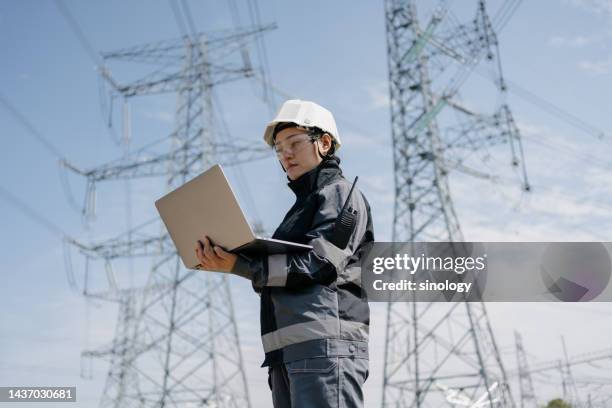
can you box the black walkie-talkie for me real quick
[330,176,359,249]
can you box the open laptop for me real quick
[155,164,312,270]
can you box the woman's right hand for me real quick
[194,235,237,273]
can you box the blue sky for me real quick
[1,0,612,406]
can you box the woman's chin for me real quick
[287,166,301,180]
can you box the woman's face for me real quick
[274,127,332,180]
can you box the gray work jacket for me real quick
[233,158,374,367]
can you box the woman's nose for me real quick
[281,150,294,160]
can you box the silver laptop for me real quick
[155,164,312,270]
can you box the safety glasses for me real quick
[273,134,316,158]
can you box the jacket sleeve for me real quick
[231,182,369,291]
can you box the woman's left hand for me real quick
[195,236,237,272]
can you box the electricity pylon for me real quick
[560,336,581,407]
[383,0,529,406]
[514,331,537,407]
[507,346,612,405]
[66,25,275,407]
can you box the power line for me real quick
[226,0,276,113]
[170,0,267,231]
[472,67,607,142]
[55,0,122,148]
[506,77,606,140]
[0,92,66,160]
[443,0,524,99]
[0,92,90,217]
[179,0,199,37]
[522,131,612,171]
[0,184,70,239]
[212,90,263,226]
[54,0,103,66]
[168,0,191,41]
[491,0,523,32]
[71,21,257,406]
[245,0,275,112]
[254,56,612,208]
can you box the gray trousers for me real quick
[267,357,369,408]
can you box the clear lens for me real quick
[274,134,314,157]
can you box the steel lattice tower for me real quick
[506,345,612,405]
[383,0,529,406]
[514,331,537,407]
[67,25,274,407]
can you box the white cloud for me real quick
[566,0,612,16]
[143,110,174,123]
[549,34,601,48]
[584,165,612,195]
[365,81,390,110]
[447,115,612,241]
[578,57,612,74]
[516,120,551,137]
[524,184,611,219]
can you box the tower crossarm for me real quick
[62,139,269,183]
[101,24,276,65]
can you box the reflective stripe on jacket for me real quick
[233,158,374,367]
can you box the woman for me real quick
[195,99,374,408]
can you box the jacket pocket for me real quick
[286,357,338,374]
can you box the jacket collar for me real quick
[287,158,342,199]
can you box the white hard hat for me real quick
[263,99,342,152]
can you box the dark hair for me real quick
[273,122,300,139]
[306,127,339,161]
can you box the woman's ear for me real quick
[320,133,333,155]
